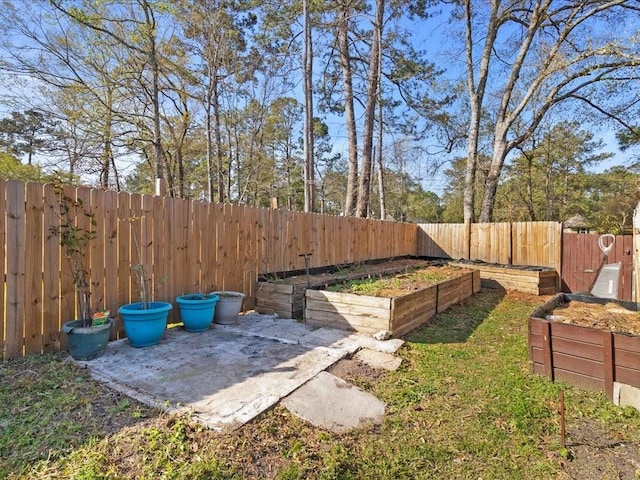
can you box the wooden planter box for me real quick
[255,258,434,320]
[450,262,557,295]
[256,282,307,319]
[304,270,480,337]
[529,293,640,401]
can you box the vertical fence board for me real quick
[89,188,106,314]
[175,197,190,299]
[193,201,205,292]
[5,181,26,359]
[222,203,236,289]
[75,186,94,326]
[130,193,144,307]
[42,184,60,352]
[24,183,43,354]
[103,190,118,338]
[240,206,257,307]
[140,194,155,302]
[212,203,224,288]
[257,207,268,275]
[166,196,181,322]
[57,186,77,351]
[198,202,211,290]
[151,195,165,308]
[116,192,132,314]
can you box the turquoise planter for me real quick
[176,294,219,332]
[62,318,113,361]
[118,302,172,347]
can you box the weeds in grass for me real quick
[3,290,640,479]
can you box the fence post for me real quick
[603,330,614,401]
[542,320,554,380]
[464,218,471,260]
[634,203,640,305]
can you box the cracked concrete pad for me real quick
[354,349,403,371]
[282,371,385,433]
[83,325,347,432]
[80,313,396,433]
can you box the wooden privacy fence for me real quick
[0,179,582,360]
[1,180,417,359]
[417,221,563,273]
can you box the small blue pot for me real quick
[118,302,172,347]
[176,294,219,332]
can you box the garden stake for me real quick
[299,252,313,287]
[560,389,566,449]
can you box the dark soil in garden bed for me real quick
[453,258,555,271]
[260,257,436,289]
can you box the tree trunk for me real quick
[101,87,113,188]
[142,1,165,196]
[523,149,536,221]
[463,0,500,223]
[478,135,508,222]
[355,0,384,218]
[337,6,358,216]
[212,76,225,203]
[205,73,215,202]
[302,0,315,213]
[376,61,385,220]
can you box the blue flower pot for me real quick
[62,318,113,361]
[176,294,219,332]
[118,302,172,347]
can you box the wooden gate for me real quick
[561,233,633,301]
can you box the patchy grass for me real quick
[2,290,640,479]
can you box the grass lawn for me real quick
[2,290,640,479]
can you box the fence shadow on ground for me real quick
[402,288,506,344]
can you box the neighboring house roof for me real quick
[564,214,588,229]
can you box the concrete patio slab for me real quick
[80,312,403,432]
[281,371,386,433]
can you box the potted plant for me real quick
[118,225,172,347]
[51,184,113,361]
[175,292,220,332]
[211,291,245,325]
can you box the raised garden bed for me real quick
[304,265,481,337]
[256,257,433,319]
[529,293,640,402]
[450,260,557,295]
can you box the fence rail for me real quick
[2,180,570,359]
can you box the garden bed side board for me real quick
[255,282,307,319]
[529,293,640,401]
[304,270,481,337]
[450,262,557,295]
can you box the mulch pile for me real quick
[550,301,640,335]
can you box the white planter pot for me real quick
[211,291,245,325]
